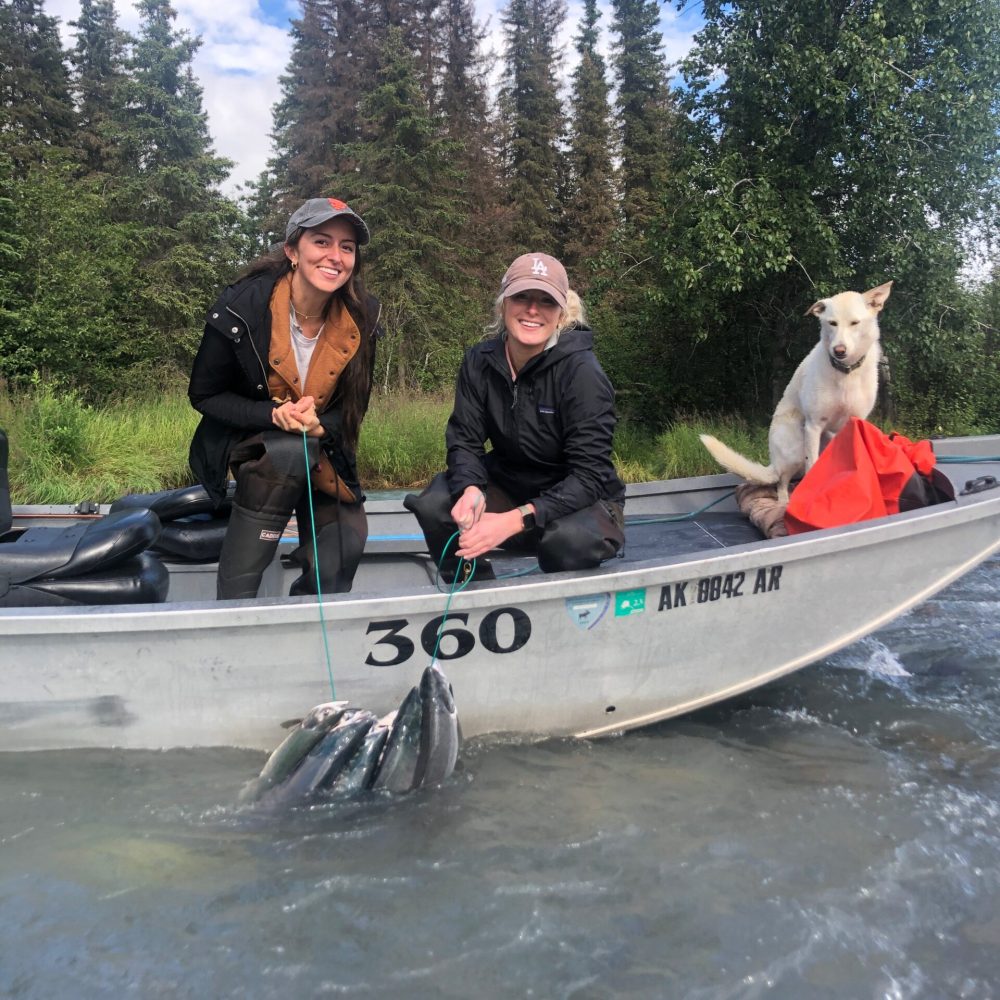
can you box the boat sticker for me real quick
[657,564,784,611]
[565,593,611,630]
[365,607,531,666]
[614,588,646,617]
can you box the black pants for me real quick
[404,472,624,575]
[217,431,367,599]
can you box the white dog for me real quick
[700,281,893,503]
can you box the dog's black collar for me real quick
[829,352,866,374]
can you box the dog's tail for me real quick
[699,434,779,485]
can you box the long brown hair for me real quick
[240,232,374,449]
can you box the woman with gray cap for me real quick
[188,197,382,599]
[405,253,625,581]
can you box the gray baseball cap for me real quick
[285,197,371,246]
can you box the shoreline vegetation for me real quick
[1,385,775,505]
[7,384,975,506]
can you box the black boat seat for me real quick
[111,484,231,563]
[0,429,11,535]
[0,508,169,607]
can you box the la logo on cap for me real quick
[531,258,548,276]
[327,198,347,210]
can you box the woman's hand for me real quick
[272,396,323,437]
[454,509,522,561]
[450,486,485,532]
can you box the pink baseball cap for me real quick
[500,253,568,309]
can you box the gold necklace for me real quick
[288,273,325,320]
[292,301,324,321]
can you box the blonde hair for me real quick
[565,289,587,328]
[487,289,584,338]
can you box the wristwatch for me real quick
[518,504,536,532]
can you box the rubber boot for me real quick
[289,516,367,595]
[536,501,624,573]
[405,475,502,584]
[216,505,288,599]
[403,474,455,561]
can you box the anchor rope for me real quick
[624,488,736,526]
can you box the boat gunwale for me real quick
[2,473,998,635]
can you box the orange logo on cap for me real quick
[327,198,347,210]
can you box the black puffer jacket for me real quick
[445,328,625,527]
[188,270,381,505]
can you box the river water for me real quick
[2,556,998,999]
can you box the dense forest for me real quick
[1,0,998,432]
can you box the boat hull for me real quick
[2,457,998,751]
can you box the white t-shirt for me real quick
[289,307,322,389]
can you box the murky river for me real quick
[2,556,998,999]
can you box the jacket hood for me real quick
[485,325,595,377]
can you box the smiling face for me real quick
[285,218,357,308]
[503,290,562,356]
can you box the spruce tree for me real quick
[563,0,616,282]
[69,0,129,176]
[609,0,674,227]
[0,0,76,177]
[498,0,567,251]
[115,0,231,218]
[329,26,478,390]
[102,0,242,380]
[0,154,26,339]
[272,0,348,216]
[437,0,505,284]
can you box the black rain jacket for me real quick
[445,328,625,527]
[188,269,381,505]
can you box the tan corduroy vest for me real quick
[268,275,361,500]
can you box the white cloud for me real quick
[47,0,697,197]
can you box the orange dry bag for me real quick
[784,418,953,535]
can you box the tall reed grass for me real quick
[1,384,197,504]
[1,385,769,503]
[358,393,450,488]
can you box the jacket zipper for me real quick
[226,304,269,389]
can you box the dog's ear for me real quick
[863,280,893,313]
[805,299,826,318]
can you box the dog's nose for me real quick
[833,345,847,358]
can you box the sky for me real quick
[47,0,704,197]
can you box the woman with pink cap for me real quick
[405,253,625,581]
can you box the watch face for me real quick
[520,506,535,531]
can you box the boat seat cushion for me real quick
[150,515,229,562]
[110,483,228,520]
[0,508,161,585]
[0,429,10,535]
[111,484,230,563]
[0,551,169,607]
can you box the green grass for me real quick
[1,385,772,504]
[1,384,197,504]
[358,393,451,488]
